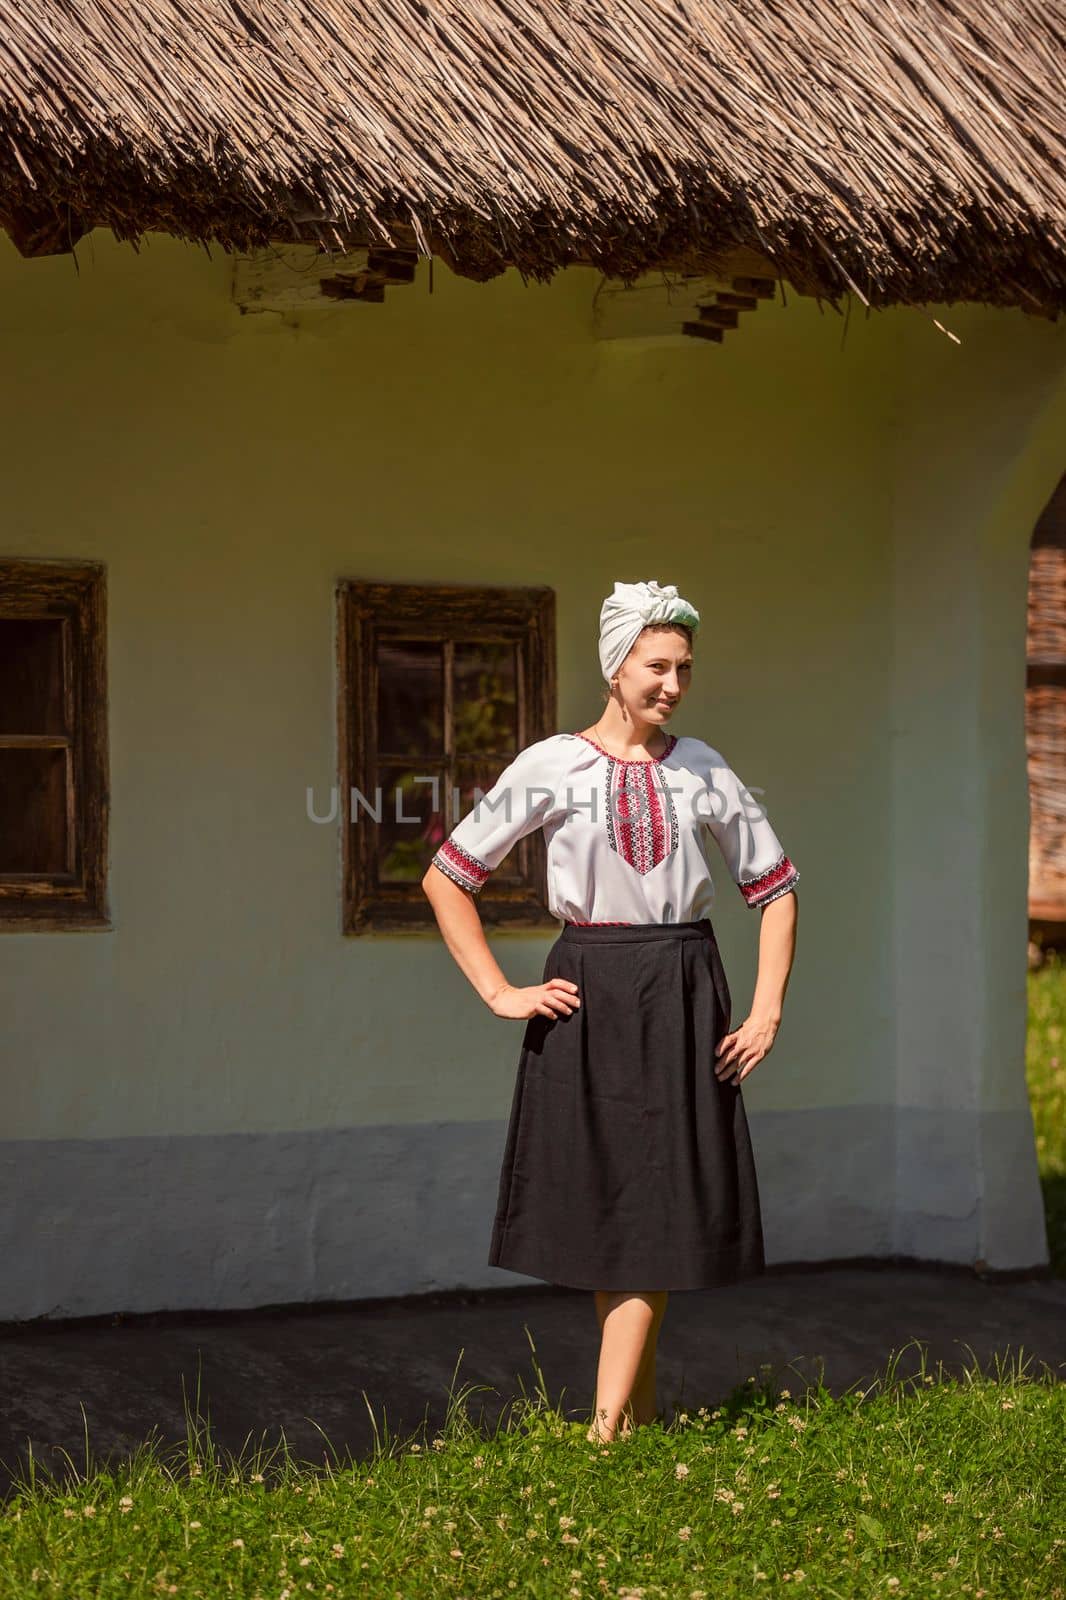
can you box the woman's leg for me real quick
[622,1291,668,1430]
[587,1290,669,1441]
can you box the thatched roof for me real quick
[0,0,1063,311]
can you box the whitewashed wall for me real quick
[1,231,1063,1317]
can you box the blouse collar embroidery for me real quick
[570,730,678,766]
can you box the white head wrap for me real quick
[598,579,700,683]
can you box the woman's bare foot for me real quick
[587,1401,666,1442]
[585,1420,659,1442]
[586,1402,633,1443]
[617,1405,663,1437]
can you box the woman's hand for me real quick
[714,1013,780,1085]
[488,979,581,1021]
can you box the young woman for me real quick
[422,579,800,1443]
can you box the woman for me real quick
[422,579,800,1443]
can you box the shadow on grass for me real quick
[5,1326,1058,1506]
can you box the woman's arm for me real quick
[422,866,581,1022]
[750,888,798,1025]
[714,889,798,1084]
[421,736,579,1021]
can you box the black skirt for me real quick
[487,918,766,1291]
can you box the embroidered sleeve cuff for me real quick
[430,838,491,895]
[739,855,800,909]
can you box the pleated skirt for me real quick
[487,918,766,1291]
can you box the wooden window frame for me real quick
[338,581,557,933]
[0,559,110,930]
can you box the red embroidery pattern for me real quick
[572,731,676,767]
[605,752,679,875]
[740,854,800,909]
[431,838,490,894]
[572,731,679,875]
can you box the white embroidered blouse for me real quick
[429,731,800,924]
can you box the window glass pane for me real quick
[0,618,66,734]
[453,642,518,757]
[0,748,68,873]
[377,641,443,758]
[375,764,443,883]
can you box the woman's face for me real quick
[616,628,693,723]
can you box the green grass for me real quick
[1028,949,1066,1275]
[2,1342,1063,1600]
[1,954,1062,1598]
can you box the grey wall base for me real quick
[0,1108,1049,1322]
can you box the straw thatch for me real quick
[0,0,1064,310]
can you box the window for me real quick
[0,560,110,928]
[338,581,556,932]
[1027,471,1066,931]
